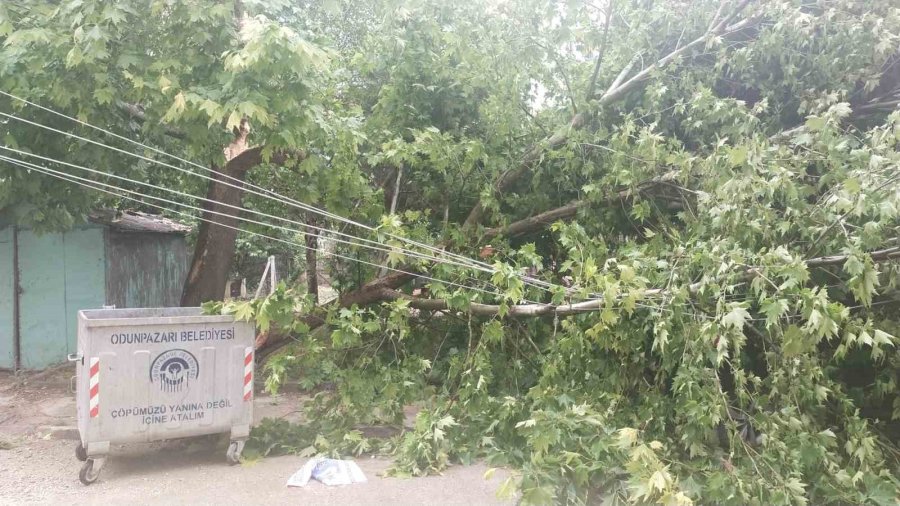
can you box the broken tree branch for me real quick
[462,1,756,230]
[482,175,680,240]
[256,240,900,362]
[603,53,639,98]
[119,102,186,140]
[483,200,585,240]
[601,14,755,105]
[806,246,900,267]
[463,112,587,229]
[376,288,603,316]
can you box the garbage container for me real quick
[70,307,255,484]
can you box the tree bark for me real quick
[305,215,319,304]
[255,238,900,361]
[806,245,900,267]
[180,168,244,305]
[376,288,603,316]
[481,175,679,240]
[181,121,257,306]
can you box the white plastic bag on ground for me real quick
[286,458,368,487]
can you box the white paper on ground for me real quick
[286,458,368,487]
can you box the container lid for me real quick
[78,307,241,327]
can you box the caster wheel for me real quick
[75,442,87,462]
[226,440,244,465]
[79,459,101,485]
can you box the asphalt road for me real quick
[0,369,513,505]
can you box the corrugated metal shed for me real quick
[0,209,191,370]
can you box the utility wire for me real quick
[0,106,561,294]
[2,155,840,323]
[8,155,714,317]
[0,108,484,268]
[0,92,521,276]
[0,145,500,273]
[0,155,519,302]
[0,147,544,302]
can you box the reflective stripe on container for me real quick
[243,347,253,402]
[89,357,100,418]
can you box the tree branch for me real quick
[483,200,586,240]
[600,14,755,105]
[221,145,303,175]
[256,241,899,362]
[806,246,900,267]
[376,288,602,316]
[119,102,186,140]
[463,112,586,228]
[379,165,404,277]
[482,175,680,240]
[585,0,615,100]
[462,2,757,230]
[602,53,639,98]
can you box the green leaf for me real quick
[805,116,826,131]
[225,110,243,131]
[760,299,789,327]
[232,302,254,323]
[722,304,750,330]
[162,91,187,123]
[727,145,748,167]
[782,325,810,357]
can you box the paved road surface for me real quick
[0,369,513,505]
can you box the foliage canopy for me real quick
[3,0,900,504]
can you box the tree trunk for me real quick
[181,2,254,307]
[378,164,403,277]
[180,165,247,306]
[181,121,261,306]
[305,215,319,304]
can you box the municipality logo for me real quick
[150,349,199,393]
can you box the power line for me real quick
[0,155,519,301]
[2,156,729,320]
[2,155,834,324]
[0,145,501,273]
[0,105,562,295]
[0,148,549,302]
[0,93,509,274]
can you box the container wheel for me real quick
[79,459,101,485]
[226,440,244,465]
[75,442,88,462]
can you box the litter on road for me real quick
[287,458,368,487]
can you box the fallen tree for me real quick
[240,2,900,503]
[5,0,900,504]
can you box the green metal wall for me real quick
[62,228,107,356]
[17,227,106,369]
[0,227,14,369]
[0,221,187,370]
[17,230,67,369]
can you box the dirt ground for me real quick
[0,367,513,505]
